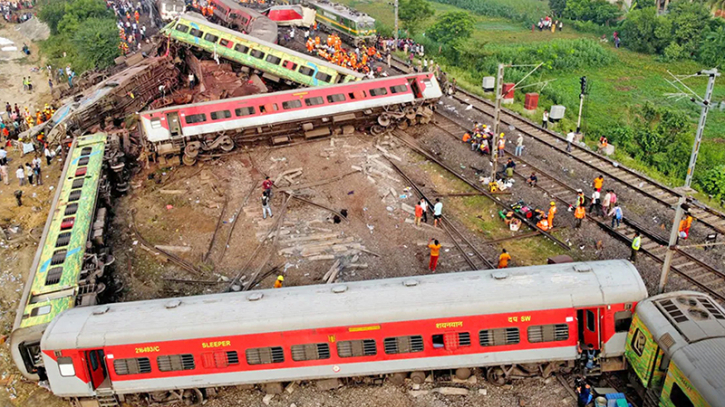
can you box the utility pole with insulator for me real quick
[576,76,587,133]
[394,0,399,42]
[490,63,505,185]
[658,68,720,293]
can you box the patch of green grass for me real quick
[418,161,475,194]
[496,234,564,267]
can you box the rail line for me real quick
[389,57,725,236]
[431,113,725,302]
[386,160,495,270]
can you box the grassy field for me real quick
[343,0,725,196]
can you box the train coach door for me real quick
[577,308,601,350]
[166,112,182,137]
[85,349,108,390]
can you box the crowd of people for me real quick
[305,32,382,75]
[1,0,34,23]
[108,0,150,55]
[534,16,562,33]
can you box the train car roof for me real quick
[140,72,430,116]
[175,12,362,78]
[307,0,373,22]
[213,0,265,16]
[42,260,647,349]
[633,292,725,405]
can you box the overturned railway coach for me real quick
[41,260,646,402]
[209,0,278,44]
[139,72,441,165]
[10,133,126,381]
[163,13,362,87]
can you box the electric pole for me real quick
[576,76,587,133]
[490,63,505,183]
[658,68,720,293]
[394,0,399,41]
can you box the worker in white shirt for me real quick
[566,129,576,153]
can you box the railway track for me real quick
[388,57,725,236]
[431,113,725,302]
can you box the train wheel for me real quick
[182,388,204,406]
[455,368,472,380]
[184,141,201,158]
[182,154,197,166]
[389,372,407,385]
[404,106,417,120]
[410,371,426,385]
[486,367,506,386]
[218,136,235,152]
[397,120,409,130]
[370,125,385,136]
[378,114,391,127]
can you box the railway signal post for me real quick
[576,76,587,133]
[658,68,719,293]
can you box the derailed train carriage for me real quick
[9,133,128,381]
[138,72,441,165]
[209,0,278,44]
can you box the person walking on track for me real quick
[428,238,441,271]
[498,248,511,268]
[433,198,443,227]
[630,232,641,262]
[574,205,586,228]
[548,201,557,228]
[262,191,273,219]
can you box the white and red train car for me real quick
[139,72,441,164]
[41,260,646,402]
[265,5,316,28]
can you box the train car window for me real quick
[291,343,331,361]
[337,339,376,358]
[458,332,471,346]
[219,39,231,47]
[614,311,633,332]
[175,24,189,33]
[51,249,67,265]
[72,178,84,189]
[479,328,520,346]
[157,354,195,372]
[432,334,445,348]
[658,353,671,371]
[30,305,51,316]
[78,156,90,166]
[68,190,82,202]
[80,147,93,156]
[260,104,279,113]
[114,358,152,375]
[298,66,314,77]
[250,49,265,59]
[234,44,250,54]
[630,329,646,356]
[45,267,63,285]
[189,28,203,38]
[527,324,569,343]
[235,106,256,117]
[384,336,424,354]
[304,96,324,107]
[327,94,346,103]
[150,118,162,129]
[390,84,408,94]
[315,72,332,83]
[282,100,302,110]
[586,310,596,332]
[203,33,219,43]
[369,87,388,97]
[60,217,74,230]
[282,60,298,70]
[246,347,284,365]
[90,351,98,370]
[57,357,75,377]
[185,114,207,124]
[64,203,79,216]
[266,55,282,65]
[202,351,239,368]
[669,383,695,407]
[55,232,71,248]
[210,110,232,120]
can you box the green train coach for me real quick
[307,0,376,46]
[9,133,116,381]
[625,291,725,407]
[163,12,364,86]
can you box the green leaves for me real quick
[399,0,434,36]
[71,18,121,72]
[427,11,474,46]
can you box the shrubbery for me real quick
[428,0,547,25]
[38,0,119,74]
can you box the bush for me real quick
[698,165,725,201]
[562,0,621,25]
[428,0,548,25]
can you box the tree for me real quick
[563,0,621,25]
[38,1,67,34]
[620,7,672,54]
[698,24,725,66]
[549,0,567,17]
[399,0,434,37]
[71,18,120,72]
[427,11,474,46]
[667,1,711,57]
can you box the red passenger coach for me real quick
[139,73,441,165]
[41,260,646,401]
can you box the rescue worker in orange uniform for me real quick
[593,175,604,192]
[678,214,693,239]
[462,132,471,143]
[498,249,511,268]
[548,201,557,228]
[273,275,284,288]
[574,205,586,228]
